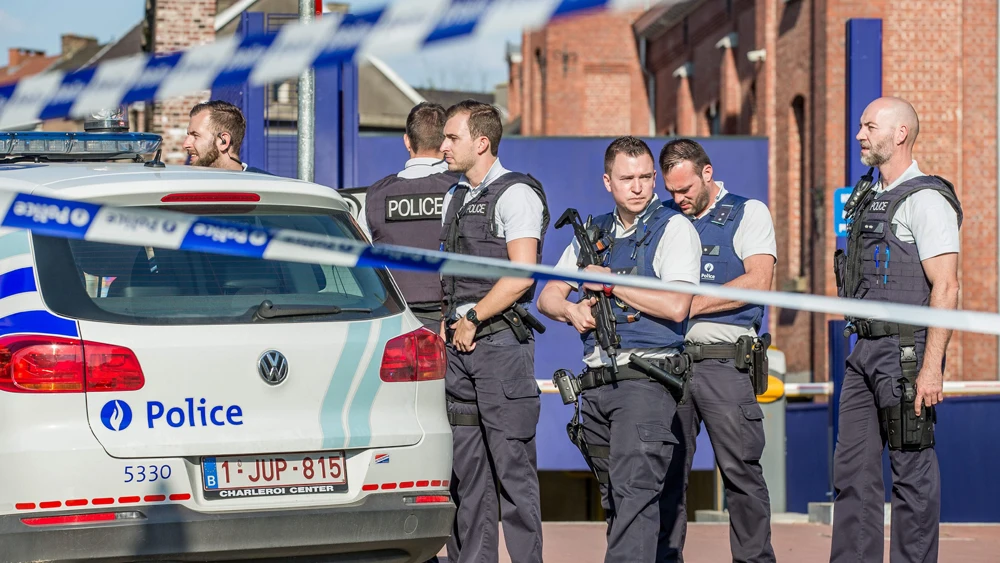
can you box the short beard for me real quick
[687,180,712,217]
[861,135,893,167]
[448,153,476,175]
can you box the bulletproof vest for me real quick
[439,172,549,316]
[669,193,764,331]
[365,171,459,307]
[582,204,687,355]
[842,175,963,316]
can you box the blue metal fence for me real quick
[213,12,358,187]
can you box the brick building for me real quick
[508,0,998,382]
[146,0,218,163]
[508,9,652,136]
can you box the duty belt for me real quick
[846,320,923,339]
[445,314,510,342]
[684,343,738,362]
[579,358,689,391]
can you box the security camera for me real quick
[747,49,767,63]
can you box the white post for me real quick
[297,0,316,182]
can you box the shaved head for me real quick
[873,96,920,146]
[856,96,921,168]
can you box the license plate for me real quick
[201,452,347,500]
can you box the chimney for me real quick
[7,48,46,68]
[61,34,99,58]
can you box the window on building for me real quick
[792,96,808,279]
[706,102,720,136]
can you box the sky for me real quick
[348,0,521,92]
[0,0,521,92]
[0,0,146,66]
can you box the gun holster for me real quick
[502,305,547,344]
[560,374,610,485]
[553,369,582,405]
[501,308,531,343]
[879,337,935,451]
[736,334,771,395]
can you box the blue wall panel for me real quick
[786,395,1000,522]
[357,134,769,473]
[357,134,770,373]
[786,403,831,513]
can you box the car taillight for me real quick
[0,336,144,393]
[380,328,446,382]
[84,342,145,392]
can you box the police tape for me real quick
[534,380,1000,397]
[0,0,649,128]
[2,186,1000,338]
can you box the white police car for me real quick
[0,132,453,562]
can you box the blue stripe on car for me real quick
[319,321,372,449]
[347,314,402,448]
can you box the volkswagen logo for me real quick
[257,351,289,386]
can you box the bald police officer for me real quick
[538,136,701,562]
[661,139,777,562]
[439,100,548,563]
[363,102,458,330]
[831,97,961,563]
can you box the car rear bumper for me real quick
[0,491,454,562]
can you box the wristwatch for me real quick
[465,308,482,327]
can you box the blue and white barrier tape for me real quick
[0,0,648,128]
[535,380,1000,396]
[2,186,999,337]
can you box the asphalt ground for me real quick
[434,522,1000,562]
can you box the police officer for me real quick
[184,100,271,173]
[830,97,961,563]
[537,136,701,562]
[363,102,457,330]
[659,139,777,562]
[439,100,548,563]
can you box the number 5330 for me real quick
[124,465,173,483]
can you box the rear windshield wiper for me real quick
[254,299,372,320]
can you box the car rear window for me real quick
[32,207,405,325]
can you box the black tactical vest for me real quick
[439,172,549,316]
[365,171,460,308]
[841,175,963,319]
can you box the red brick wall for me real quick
[515,10,650,136]
[150,0,216,164]
[645,0,998,381]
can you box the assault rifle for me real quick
[554,208,620,375]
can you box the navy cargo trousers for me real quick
[669,358,775,563]
[444,329,543,563]
[830,335,940,563]
[580,377,684,562]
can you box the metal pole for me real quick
[297,0,316,182]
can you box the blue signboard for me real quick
[833,186,853,237]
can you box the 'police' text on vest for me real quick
[386,194,444,222]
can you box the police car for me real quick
[0,130,453,562]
